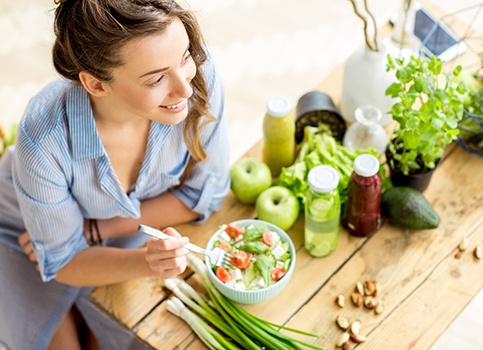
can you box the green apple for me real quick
[230,157,272,204]
[255,186,300,231]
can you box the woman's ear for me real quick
[79,71,110,97]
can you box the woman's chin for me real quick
[151,108,188,125]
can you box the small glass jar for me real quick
[262,96,295,178]
[304,165,340,257]
[342,105,388,155]
[346,154,382,237]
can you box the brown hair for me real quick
[52,0,214,181]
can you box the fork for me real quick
[138,224,232,269]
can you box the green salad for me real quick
[212,222,291,290]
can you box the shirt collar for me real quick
[66,84,105,161]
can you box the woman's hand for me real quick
[18,231,39,269]
[145,227,190,279]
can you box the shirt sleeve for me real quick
[12,118,87,282]
[170,53,231,222]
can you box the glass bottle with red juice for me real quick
[346,154,382,237]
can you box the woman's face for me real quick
[104,17,196,125]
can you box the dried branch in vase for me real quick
[348,0,379,52]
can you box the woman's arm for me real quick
[94,191,199,240]
[55,228,190,286]
[20,227,191,286]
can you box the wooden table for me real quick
[90,7,483,350]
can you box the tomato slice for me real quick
[262,230,276,246]
[271,267,286,281]
[225,223,244,239]
[215,243,230,252]
[216,266,232,283]
[230,251,253,269]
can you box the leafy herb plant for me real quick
[385,55,468,175]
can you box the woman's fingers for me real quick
[157,264,188,279]
[148,255,187,272]
[147,235,189,251]
[18,231,38,263]
[28,251,37,263]
[17,231,30,248]
[163,227,182,238]
[146,237,190,260]
[145,228,190,278]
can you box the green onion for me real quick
[164,279,252,348]
[171,254,326,350]
[167,297,232,350]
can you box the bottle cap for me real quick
[267,96,291,117]
[308,165,339,193]
[354,154,380,177]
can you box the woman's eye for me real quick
[149,75,165,87]
[182,51,192,64]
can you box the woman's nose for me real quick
[170,69,194,99]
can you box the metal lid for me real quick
[308,165,339,193]
[354,154,380,177]
[266,96,291,117]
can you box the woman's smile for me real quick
[159,98,188,112]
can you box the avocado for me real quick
[381,186,440,229]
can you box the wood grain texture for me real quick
[89,277,166,329]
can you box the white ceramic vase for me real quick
[340,43,396,126]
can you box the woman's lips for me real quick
[159,99,187,112]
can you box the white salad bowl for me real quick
[205,219,296,304]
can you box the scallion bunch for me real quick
[164,255,325,350]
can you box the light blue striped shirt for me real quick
[0,57,230,282]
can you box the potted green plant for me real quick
[384,54,467,192]
[456,55,483,155]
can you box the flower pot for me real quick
[295,91,347,143]
[388,166,437,192]
[340,42,397,126]
[385,147,440,192]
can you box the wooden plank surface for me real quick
[90,277,166,329]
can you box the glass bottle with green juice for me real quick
[305,165,341,257]
[262,96,295,178]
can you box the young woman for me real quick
[0,0,230,348]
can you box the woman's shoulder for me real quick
[19,78,77,145]
[201,48,221,92]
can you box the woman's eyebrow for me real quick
[138,45,191,79]
[138,66,169,79]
